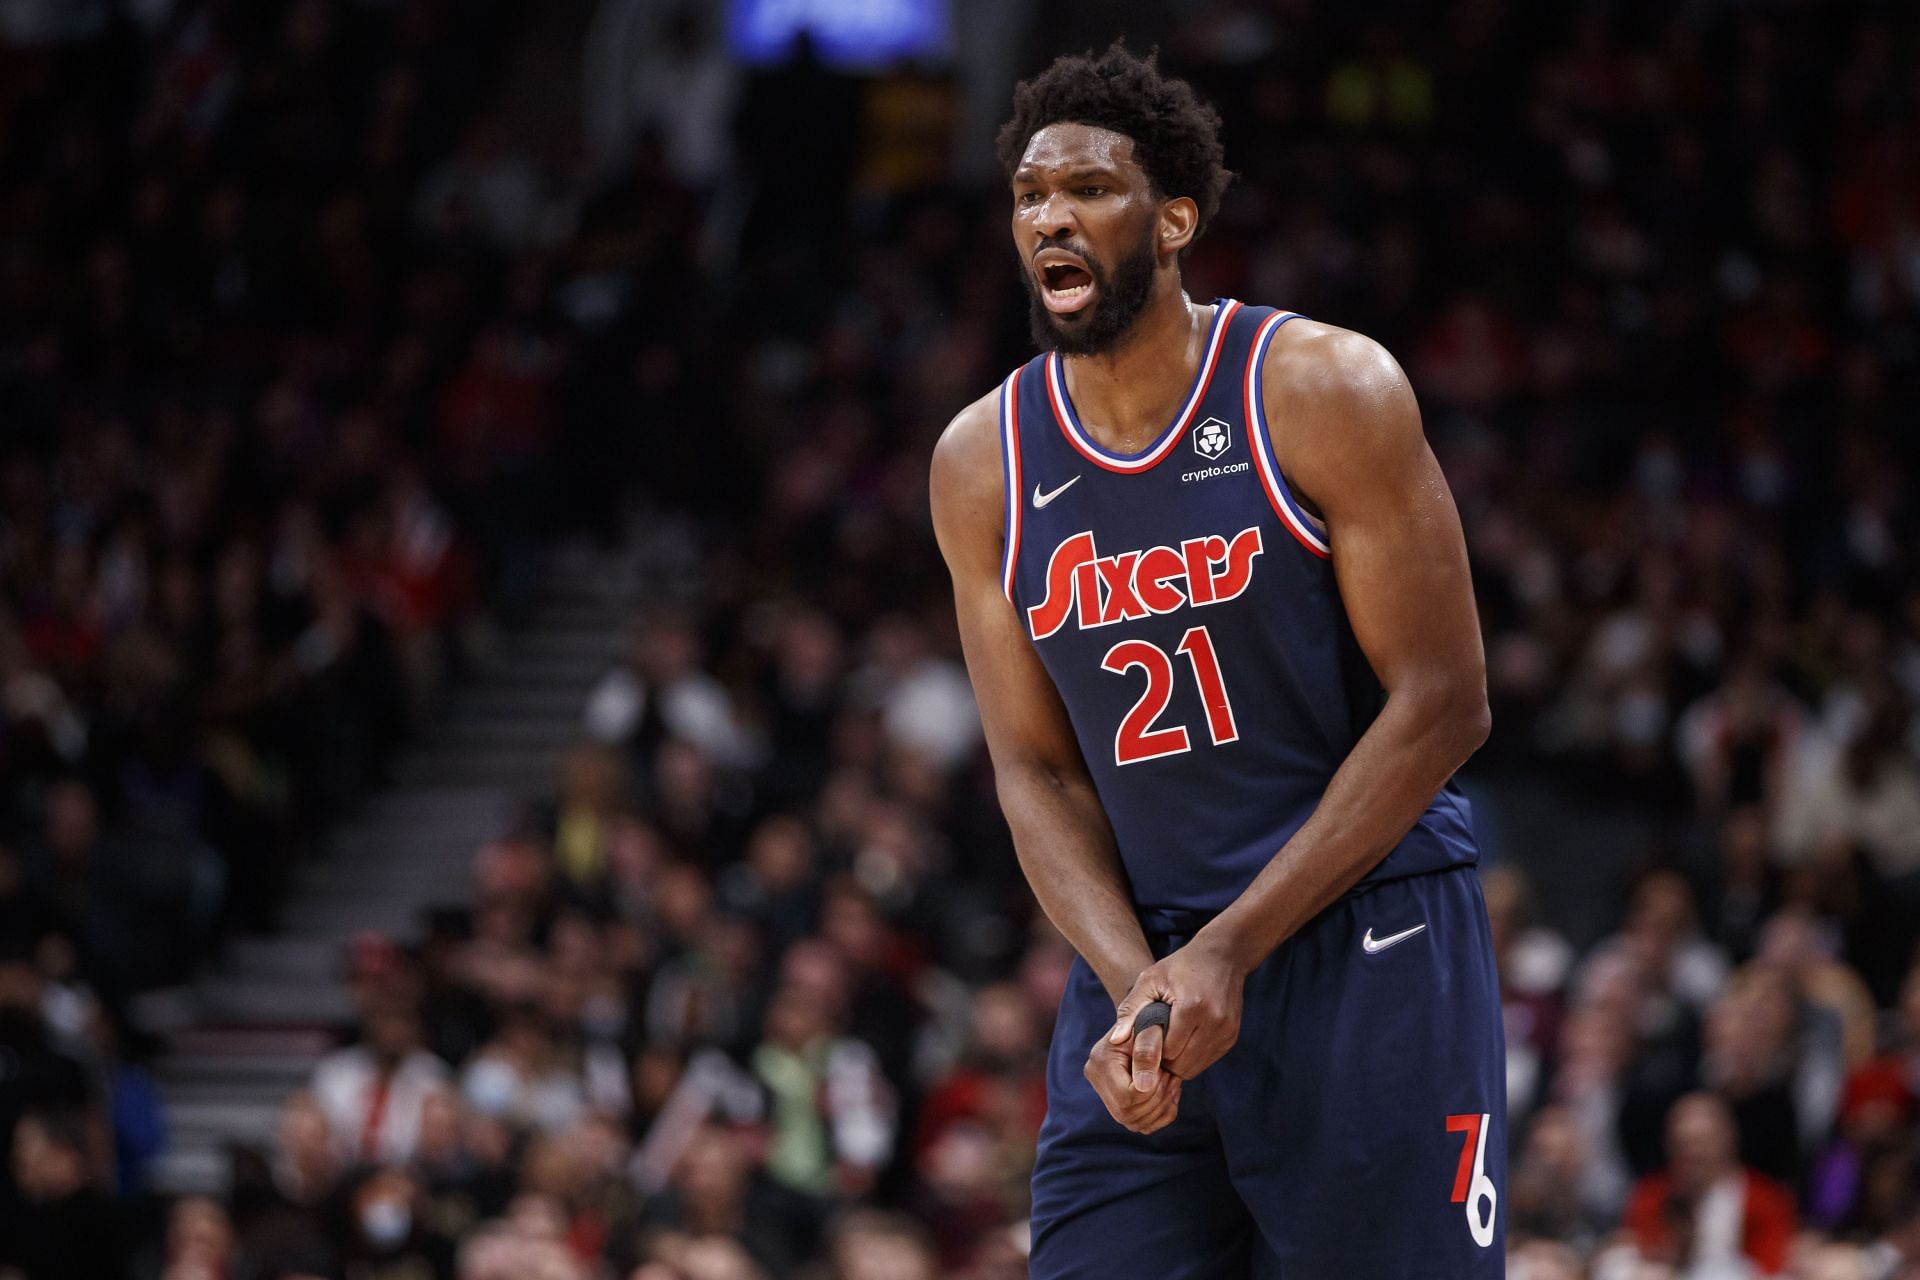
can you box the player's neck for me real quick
[1059,285,1211,454]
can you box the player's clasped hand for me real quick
[1083,1026,1183,1134]
[1108,939,1246,1086]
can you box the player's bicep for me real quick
[930,402,1086,774]
[1275,335,1484,701]
[1330,443,1482,700]
[953,575,1086,774]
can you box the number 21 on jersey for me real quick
[1099,625,1237,765]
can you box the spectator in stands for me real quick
[915,981,1046,1159]
[1509,1104,1615,1256]
[637,1123,810,1277]
[89,1003,167,1199]
[456,1219,567,1280]
[1485,866,1576,1119]
[147,1194,236,1280]
[718,816,821,956]
[1624,1093,1796,1278]
[1,1107,130,1280]
[0,940,89,1133]
[1702,966,1816,1183]
[227,1091,345,1278]
[312,1005,451,1165]
[1705,809,1780,963]
[546,745,633,892]
[1861,1190,1920,1280]
[1508,1239,1586,1280]
[340,1163,456,1280]
[826,1209,940,1280]
[1676,657,1803,819]
[461,1003,590,1136]
[1798,1243,1873,1280]
[751,978,895,1202]
[1585,870,1731,1020]
[1807,1055,1914,1232]
[1774,685,1920,882]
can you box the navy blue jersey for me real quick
[998,299,1478,915]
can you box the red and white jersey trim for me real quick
[1243,310,1331,559]
[1046,299,1242,474]
[997,366,1025,602]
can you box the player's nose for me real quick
[1030,189,1079,239]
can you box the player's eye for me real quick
[1016,190,1040,205]
[1079,186,1106,197]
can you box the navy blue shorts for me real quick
[1029,867,1506,1279]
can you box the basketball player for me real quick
[930,47,1505,1278]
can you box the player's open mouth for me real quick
[1036,251,1097,314]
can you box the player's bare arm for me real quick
[930,392,1183,1132]
[1109,322,1490,1083]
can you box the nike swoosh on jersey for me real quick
[1361,923,1427,954]
[1032,475,1081,508]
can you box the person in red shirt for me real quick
[1624,1091,1797,1276]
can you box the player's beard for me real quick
[1024,221,1159,357]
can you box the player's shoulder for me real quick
[930,383,1004,494]
[1258,316,1414,419]
[1249,314,1426,503]
[929,383,1007,546]
[933,384,1001,462]
[1254,313,1422,472]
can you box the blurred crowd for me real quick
[0,0,559,998]
[0,0,581,1269]
[2,0,1919,1278]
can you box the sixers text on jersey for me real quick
[1024,525,1264,638]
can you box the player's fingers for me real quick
[1163,1028,1219,1081]
[1125,1075,1182,1132]
[1108,983,1145,1044]
[1167,1001,1239,1079]
[1130,1023,1163,1092]
[1104,1079,1155,1129]
[1137,1098,1179,1133]
[1087,1040,1136,1107]
[1162,1002,1198,1066]
[1133,1078,1182,1132]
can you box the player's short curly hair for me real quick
[996,43,1232,243]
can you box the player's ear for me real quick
[1157,196,1198,256]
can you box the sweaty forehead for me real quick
[1017,123,1142,178]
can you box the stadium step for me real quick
[150,558,637,1196]
[450,686,599,719]
[422,716,585,753]
[149,1148,230,1196]
[390,749,575,788]
[191,975,357,1027]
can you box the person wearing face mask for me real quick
[342,1165,454,1280]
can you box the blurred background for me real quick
[0,1,1916,1278]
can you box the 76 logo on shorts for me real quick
[1445,1113,1497,1248]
